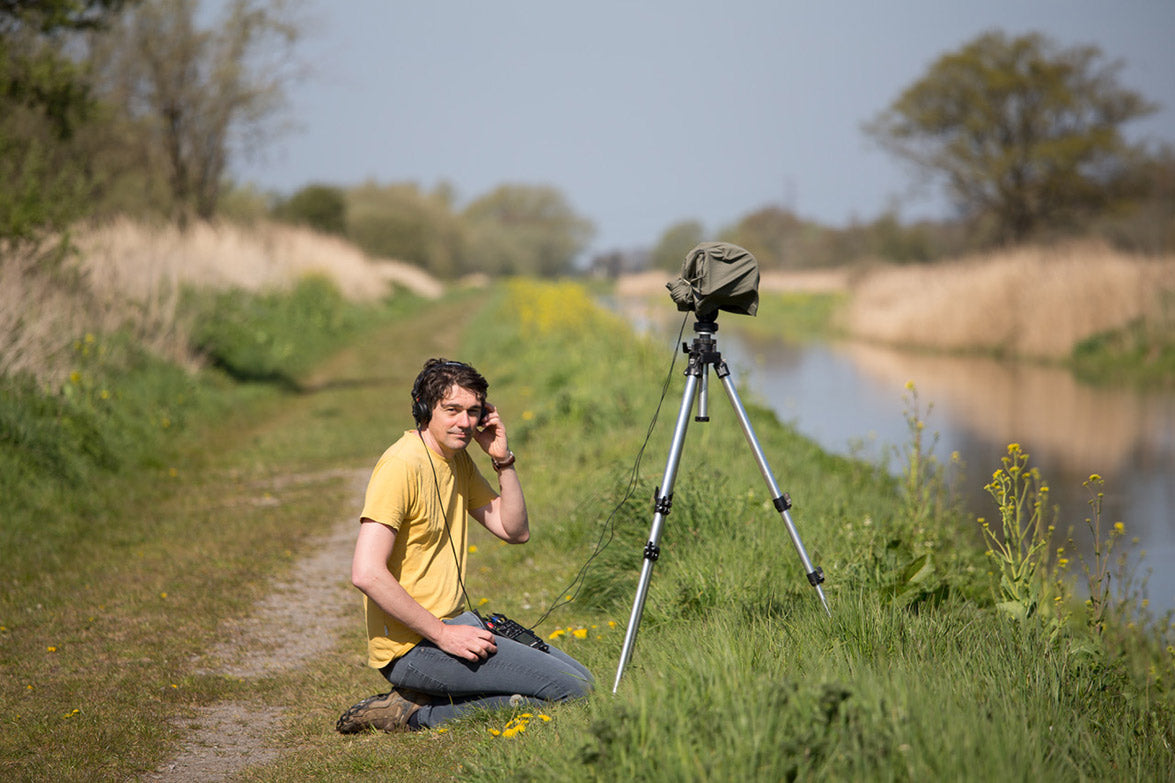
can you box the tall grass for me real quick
[1,218,435,583]
[843,241,1175,364]
[0,218,440,387]
[453,281,1174,783]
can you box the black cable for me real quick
[530,312,690,629]
[419,430,479,618]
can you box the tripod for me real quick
[613,313,830,693]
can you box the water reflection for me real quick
[720,328,1175,613]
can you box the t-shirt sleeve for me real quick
[465,459,498,512]
[360,456,414,531]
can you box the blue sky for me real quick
[233,1,1175,255]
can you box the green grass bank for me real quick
[2,279,1173,781]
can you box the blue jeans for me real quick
[381,611,595,729]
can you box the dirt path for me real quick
[148,468,366,782]
[146,297,468,781]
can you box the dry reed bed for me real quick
[1,219,442,386]
[843,242,1175,360]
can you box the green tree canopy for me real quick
[651,219,705,272]
[865,30,1157,243]
[723,206,809,269]
[345,181,467,277]
[462,183,594,277]
[91,0,303,224]
[1,0,126,253]
[272,183,347,235]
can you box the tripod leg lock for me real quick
[807,567,825,587]
[653,487,673,516]
[644,541,661,561]
[773,493,792,512]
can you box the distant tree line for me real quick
[644,31,1173,274]
[1,0,597,278]
[3,7,1171,280]
[2,1,306,257]
[267,180,596,278]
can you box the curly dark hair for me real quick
[410,358,488,426]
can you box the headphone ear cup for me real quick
[413,398,430,426]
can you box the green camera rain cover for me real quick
[666,242,760,317]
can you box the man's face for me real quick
[423,384,483,458]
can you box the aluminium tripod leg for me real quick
[612,371,701,693]
[716,367,831,617]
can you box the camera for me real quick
[666,242,760,318]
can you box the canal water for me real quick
[623,303,1175,615]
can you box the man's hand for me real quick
[437,623,498,662]
[473,402,510,463]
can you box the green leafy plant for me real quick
[978,443,1065,627]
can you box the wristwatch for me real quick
[492,451,516,472]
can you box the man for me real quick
[337,358,593,733]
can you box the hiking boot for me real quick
[336,688,429,733]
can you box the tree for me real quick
[651,219,704,272]
[345,181,467,277]
[461,184,594,277]
[92,0,303,224]
[723,206,809,269]
[272,183,346,235]
[865,30,1157,243]
[1,0,126,253]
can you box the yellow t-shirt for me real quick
[359,430,497,668]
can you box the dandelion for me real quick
[522,410,535,421]
[547,629,566,640]
[607,620,617,628]
[47,646,57,653]
[573,628,588,640]
[160,592,168,599]
[1113,522,1125,534]
[468,545,478,554]
[477,597,490,607]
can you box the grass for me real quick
[3,266,1174,780]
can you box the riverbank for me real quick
[5,279,1173,780]
[622,241,1175,385]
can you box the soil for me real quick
[147,469,367,782]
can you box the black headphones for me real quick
[411,360,474,427]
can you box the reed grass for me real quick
[0,218,441,388]
[843,241,1175,361]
